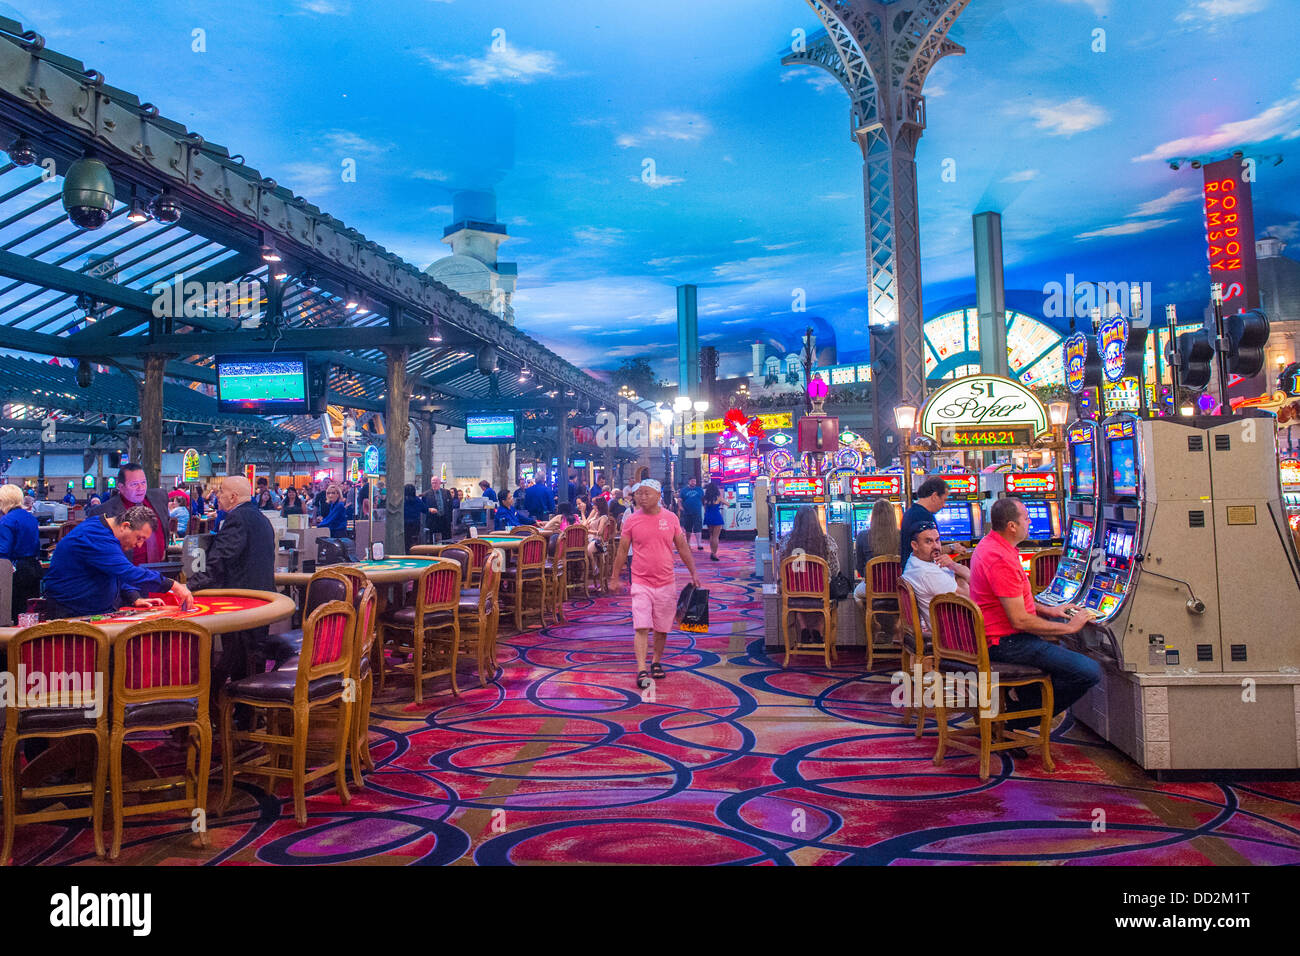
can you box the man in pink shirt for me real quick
[969,496,1099,731]
[608,479,701,690]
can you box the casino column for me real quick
[139,353,171,487]
[383,346,410,559]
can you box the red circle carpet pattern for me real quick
[11,542,1300,865]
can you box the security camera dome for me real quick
[62,156,116,229]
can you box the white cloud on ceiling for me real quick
[421,41,561,87]
[1025,97,1111,136]
[1132,82,1300,161]
[1129,186,1201,217]
[1076,218,1178,240]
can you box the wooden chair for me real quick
[896,579,929,738]
[544,545,567,626]
[378,561,462,702]
[561,525,589,599]
[457,549,503,688]
[499,534,547,632]
[1029,548,1063,596]
[276,568,356,671]
[219,601,356,825]
[349,584,378,787]
[108,619,212,860]
[458,538,494,588]
[437,545,472,588]
[778,553,836,668]
[929,593,1055,780]
[862,556,904,670]
[2,621,110,865]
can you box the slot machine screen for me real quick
[1104,524,1136,571]
[776,506,797,538]
[851,503,873,538]
[1023,500,1055,541]
[1065,518,1093,559]
[1071,441,1096,497]
[933,504,974,541]
[1109,438,1138,497]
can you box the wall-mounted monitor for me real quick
[216,354,310,415]
[465,413,519,444]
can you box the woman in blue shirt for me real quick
[0,483,41,615]
[318,484,350,538]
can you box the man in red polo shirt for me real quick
[969,496,1100,729]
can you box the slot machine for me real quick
[1079,414,1145,624]
[769,476,828,539]
[846,474,903,541]
[705,451,759,537]
[1002,472,1063,547]
[927,473,982,550]
[1280,457,1300,541]
[1039,420,1102,607]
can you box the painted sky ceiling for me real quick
[11,0,1299,383]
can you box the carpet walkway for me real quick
[12,540,1300,865]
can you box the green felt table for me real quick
[274,555,450,588]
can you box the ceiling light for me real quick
[150,188,182,225]
[7,134,37,167]
[126,189,149,223]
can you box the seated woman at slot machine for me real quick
[778,506,840,644]
[854,497,900,607]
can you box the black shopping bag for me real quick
[678,584,710,633]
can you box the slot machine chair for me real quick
[778,554,837,669]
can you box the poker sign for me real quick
[1063,332,1089,394]
[1097,315,1129,384]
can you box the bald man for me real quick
[187,476,284,687]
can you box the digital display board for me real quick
[1005,473,1058,496]
[465,413,519,444]
[1109,438,1138,497]
[933,504,975,541]
[215,354,310,414]
[1071,440,1096,498]
[773,477,826,498]
[848,475,900,497]
[936,474,979,496]
[943,426,1035,448]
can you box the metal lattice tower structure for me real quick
[783,0,969,450]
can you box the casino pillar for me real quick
[556,404,570,505]
[225,431,239,474]
[419,416,434,490]
[383,347,410,559]
[139,353,169,488]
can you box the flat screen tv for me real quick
[216,354,310,415]
[465,413,519,444]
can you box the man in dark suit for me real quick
[186,476,287,686]
[100,464,172,564]
[423,477,452,542]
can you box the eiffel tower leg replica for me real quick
[784,0,969,455]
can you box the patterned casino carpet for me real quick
[10,541,1300,865]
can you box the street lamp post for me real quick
[893,403,917,505]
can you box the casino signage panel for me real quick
[918,374,1050,444]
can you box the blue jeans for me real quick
[987,633,1102,729]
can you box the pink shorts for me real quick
[630,581,677,633]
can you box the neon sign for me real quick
[1097,315,1129,383]
[919,375,1049,442]
[1202,157,1259,316]
[849,475,901,497]
[1063,332,1089,394]
[1005,473,1058,495]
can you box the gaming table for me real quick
[273,555,448,589]
[0,588,293,646]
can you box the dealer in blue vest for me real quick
[43,505,195,617]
